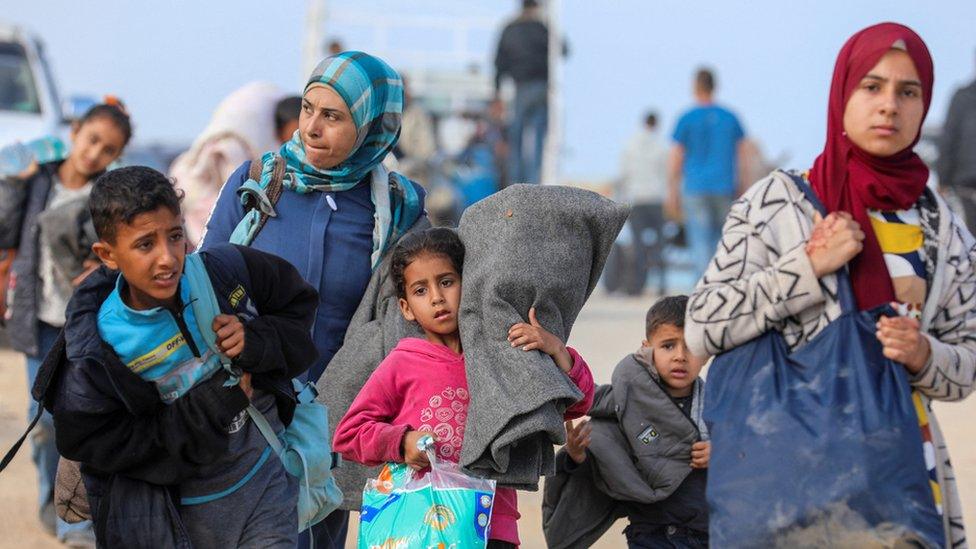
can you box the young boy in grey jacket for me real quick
[542,295,710,549]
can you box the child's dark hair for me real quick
[645,295,688,338]
[90,166,183,243]
[274,96,302,134]
[390,228,465,298]
[78,100,133,146]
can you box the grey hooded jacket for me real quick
[542,351,706,549]
[7,162,60,355]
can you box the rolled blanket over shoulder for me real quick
[457,184,629,488]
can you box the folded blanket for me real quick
[37,194,97,280]
[456,184,628,488]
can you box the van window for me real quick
[0,42,41,114]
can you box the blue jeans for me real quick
[625,525,709,549]
[26,322,93,540]
[508,79,548,185]
[683,193,733,279]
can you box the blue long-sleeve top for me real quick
[202,161,423,382]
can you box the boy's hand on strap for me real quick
[691,441,710,469]
[564,419,591,464]
[402,431,433,471]
[213,314,245,359]
[508,307,573,374]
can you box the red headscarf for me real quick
[809,22,934,310]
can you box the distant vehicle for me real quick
[0,23,67,146]
[120,142,185,174]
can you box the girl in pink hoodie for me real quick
[334,227,594,548]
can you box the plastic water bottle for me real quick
[0,136,69,178]
[0,142,31,177]
[416,434,435,453]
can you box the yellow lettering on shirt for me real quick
[127,333,186,373]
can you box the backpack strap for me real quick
[246,154,286,238]
[1,328,68,473]
[230,153,287,246]
[0,402,44,473]
[182,254,284,455]
[183,254,226,361]
[777,169,857,313]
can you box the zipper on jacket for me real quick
[649,375,701,439]
[168,305,202,358]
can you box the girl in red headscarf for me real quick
[685,23,976,545]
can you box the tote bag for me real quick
[703,173,944,548]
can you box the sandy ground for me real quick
[1,290,974,548]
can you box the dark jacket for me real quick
[7,161,62,355]
[38,243,318,547]
[938,81,976,189]
[542,353,707,549]
[494,15,550,91]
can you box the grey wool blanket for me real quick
[456,185,628,488]
[319,185,627,508]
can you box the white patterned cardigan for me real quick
[686,170,976,548]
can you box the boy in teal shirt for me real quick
[49,166,319,547]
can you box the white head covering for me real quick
[169,81,287,245]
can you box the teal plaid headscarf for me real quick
[233,52,420,269]
[280,51,404,191]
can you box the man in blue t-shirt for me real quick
[667,68,746,278]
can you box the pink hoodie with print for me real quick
[334,337,594,546]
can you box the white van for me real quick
[0,23,66,146]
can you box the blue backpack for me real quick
[183,251,342,533]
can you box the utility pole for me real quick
[541,0,561,186]
[302,0,327,83]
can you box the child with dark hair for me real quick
[48,165,320,547]
[274,95,302,144]
[0,100,132,545]
[544,295,711,549]
[333,227,595,548]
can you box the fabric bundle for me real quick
[456,184,628,488]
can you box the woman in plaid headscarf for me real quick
[201,51,427,548]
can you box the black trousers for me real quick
[298,508,348,548]
[603,202,667,295]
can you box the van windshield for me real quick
[0,42,41,114]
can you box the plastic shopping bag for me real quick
[359,435,496,549]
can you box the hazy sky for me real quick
[6,1,975,181]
